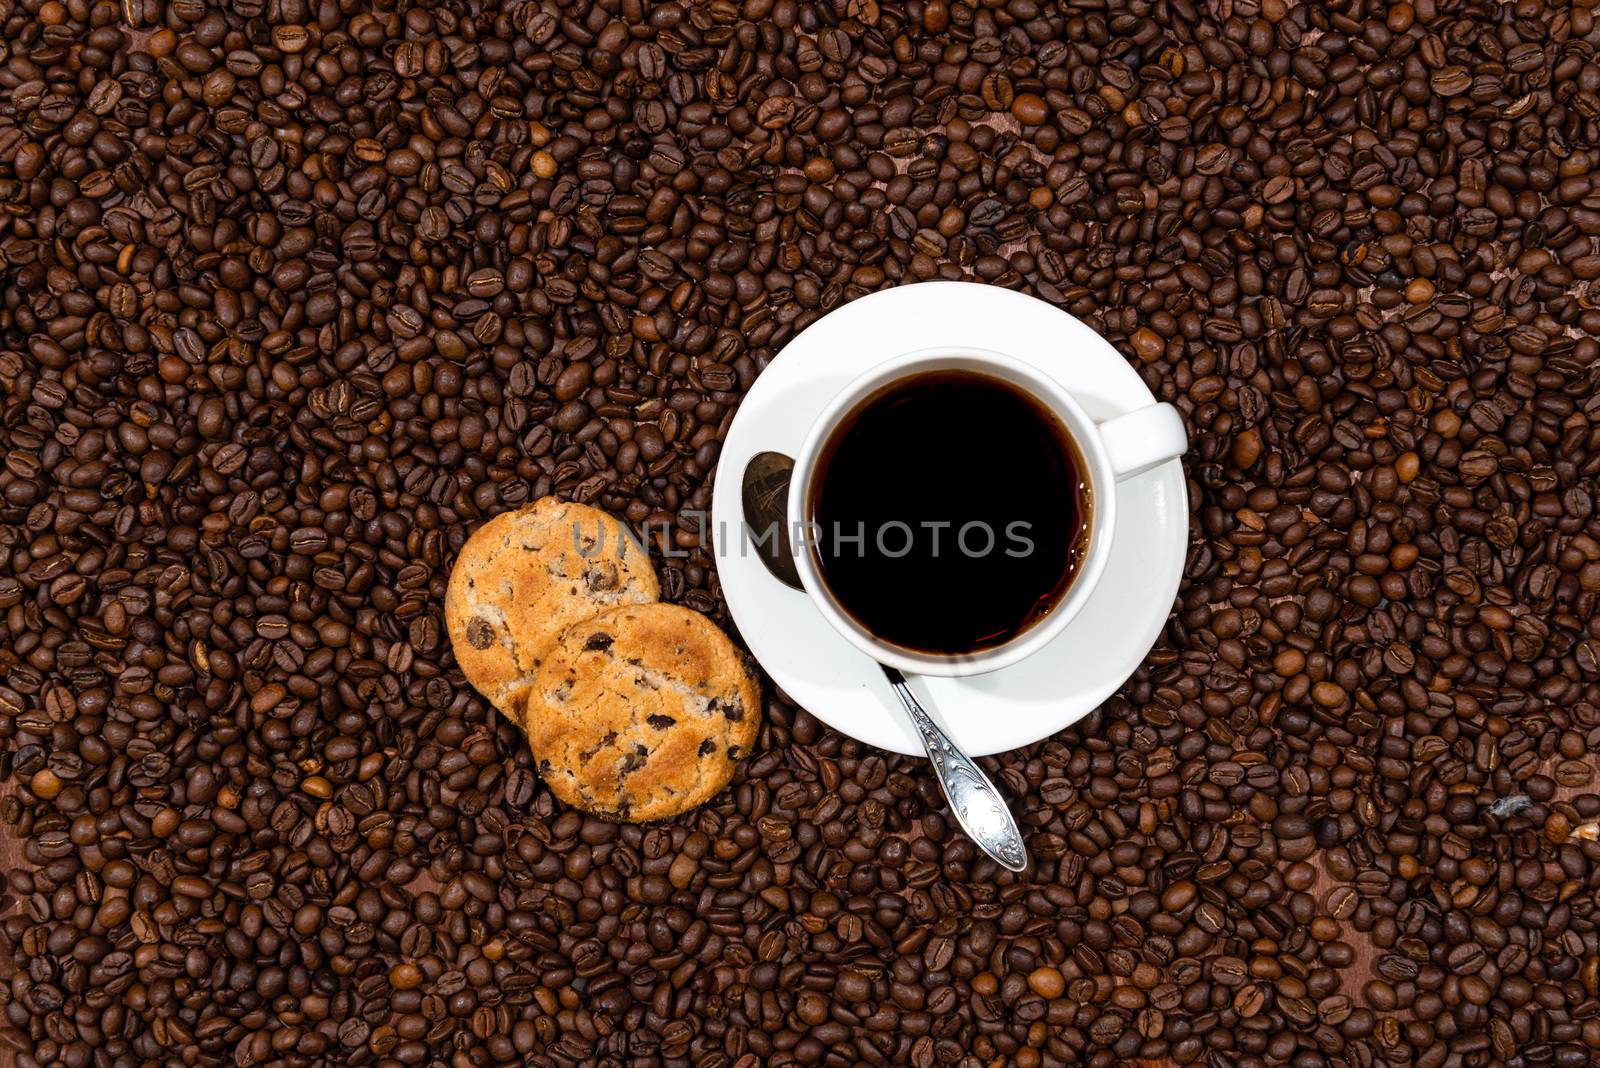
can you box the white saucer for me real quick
[710,282,1188,757]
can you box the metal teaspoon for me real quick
[740,451,1028,872]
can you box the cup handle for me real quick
[1096,403,1187,481]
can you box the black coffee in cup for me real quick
[807,370,1090,654]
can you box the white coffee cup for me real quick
[786,346,1187,677]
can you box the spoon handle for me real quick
[882,667,1028,872]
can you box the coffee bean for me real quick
[1431,66,1473,95]
[1011,93,1049,126]
[1325,887,1359,920]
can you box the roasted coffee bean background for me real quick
[3,0,1600,1066]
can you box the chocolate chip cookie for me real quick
[522,603,761,821]
[445,498,660,719]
